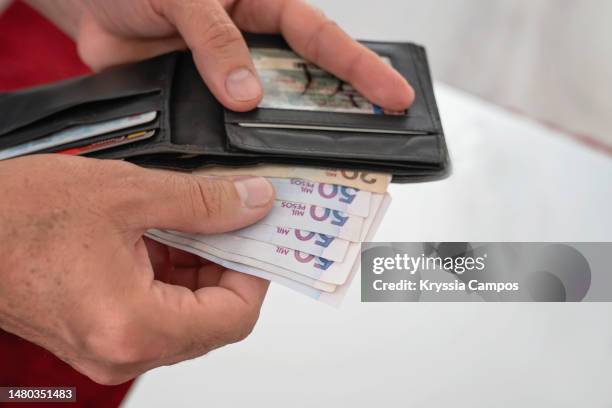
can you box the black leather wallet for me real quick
[0,34,449,183]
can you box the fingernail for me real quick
[234,177,274,208]
[226,68,262,102]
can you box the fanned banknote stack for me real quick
[146,165,391,305]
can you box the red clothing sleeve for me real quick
[0,2,134,406]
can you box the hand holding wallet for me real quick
[0,34,449,183]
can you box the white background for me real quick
[306,0,612,148]
[125,83,612,407]
[126,1,612,407]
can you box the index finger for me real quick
[145,269,269,360]
[231,0,415,111]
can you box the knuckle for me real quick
[304,18,339,64]
[83,310,154,366]
[200,16,243,53]
[343,48,369,83]
[189,178,236,220]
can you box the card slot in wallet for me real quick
[0,94,163,150]
[96,52,228,160]
[224,126,443,164]
[0,52,177,149]
[40,119,160,155]
[220,35,446,171]
[225,36,436,134]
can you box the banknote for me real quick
[267,177,371,217]
[261,200,364,242]
[149,194,385,288]
[193,165,391,194]
[146,233,337,297]
[146,229,338,293]
[0,111,157,160]
[154,232,354,285]
[251,48,402,116]
[232,224,349,262]
[146,193,392,305]
[317,193,392,306]
[238,193,384,254]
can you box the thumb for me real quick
[127,168,275,234]
[158,0,263,111]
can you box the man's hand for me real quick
[0,155,275,385]
[27,0,415,112]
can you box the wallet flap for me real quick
[225,36,437,134]
[220,35,445,167]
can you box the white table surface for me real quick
[124,83,612,408]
